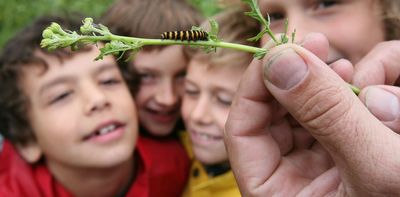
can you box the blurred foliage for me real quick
[0,0,114,48]
[0,0,221,49]
[189,0,222,17]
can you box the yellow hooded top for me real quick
[180,132,241,197]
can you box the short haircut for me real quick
[185,8,260,69]
[0,14,138,146]
[101,0,204,50]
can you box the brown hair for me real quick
[186,8,260,68]
[0,14,138,146]
[381,0,400,40]
[101,0,203,42]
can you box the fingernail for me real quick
[264,48,308,90]
[365,87,400,121]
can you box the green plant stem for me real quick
[350,84,361,95]
[145,39,263,53]
[43,32,361,95]
[78,34,266,54]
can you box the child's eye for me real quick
[268,12,285,22]
[314,0,339,10]
[216,94,232,107]
[184,88,199,96]
[101,78,121,86]
[49,91,72,105]
[175,71,187,81]
[139,73,157,84]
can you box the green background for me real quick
[0,0,221,49]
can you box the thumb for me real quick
[262,43,400,189]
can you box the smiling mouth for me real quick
[145,107,178,115]
[84,123,123,141]
[144,107,179,122]
[192,130,223,141]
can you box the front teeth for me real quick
[199,133,210,140]
[198,132,219,140]
[98,124,116,135]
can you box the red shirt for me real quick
[0,137,189,197]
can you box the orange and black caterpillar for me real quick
[161,30,208,41]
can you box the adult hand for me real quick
[352,40,400,87]
[224,33,400,196]
[350,41,400,131]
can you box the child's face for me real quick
[182,60,245,165]
[133,46,187,136]
[21,46,138,169]
[259,0,385,64]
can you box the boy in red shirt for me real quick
[0,15,188,197]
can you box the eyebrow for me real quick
[38,63,117,95]
[135,66,160,74]
[38,76,74,96]
[93,63,118,75]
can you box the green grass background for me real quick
[0,0,221,49]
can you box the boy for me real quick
[101,0,204,138]
[0,15,188,197]
[180,8,259,196]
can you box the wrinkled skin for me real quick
[224,33,400,197]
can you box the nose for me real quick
[286,13,310,44]
[83,83,110,115]
[155,79,178,106]
[263,12,310,45]
[190,95,212,125]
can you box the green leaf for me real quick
[291,29,296,43]
[242,0,268,27]
[208,18,220,42]
[242,0,278,43]
[254,50,267,59]
[95,40,143,60]
[247,29,268,42]
[98,24,111,34]
[280,19,289,44]
[191,25,203,31]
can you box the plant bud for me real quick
[42,29,54,39]
[49,23,63,34]
[81,18,94,34]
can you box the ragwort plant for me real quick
[40,0,360,94]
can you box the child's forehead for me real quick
[21,47,115,80]
[188,59,246,77]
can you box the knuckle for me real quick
[294,85,353,137]
[374,41,400,58]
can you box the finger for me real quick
[224,58,281,195]
[352,41,400,88]
[358,85,400,132]
[300,32,329,63]
[262,42,400,191]
[297,167,340,197]
[329,59,354,83]
[264,32,329,63]
[269,119,293,155]
[301,33,354,83]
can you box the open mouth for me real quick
[190,130,223,145]
[195,131,223,141]
[84,122,124,141]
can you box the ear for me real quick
[17,142,42,163]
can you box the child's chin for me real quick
[193,150,222,165]
[94,147,135,168]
